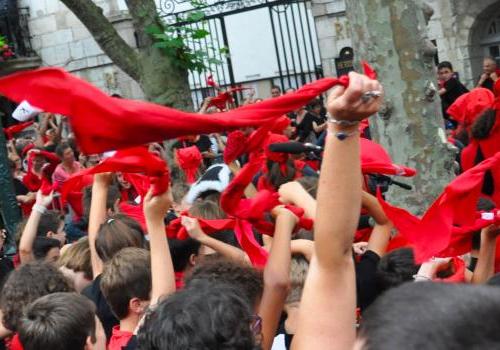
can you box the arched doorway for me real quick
[481,14,500,64]
[469,1,500,83]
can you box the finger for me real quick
[326,85,346,105]
[344,73,365,105]
[144,188,153,202]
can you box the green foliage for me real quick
[0,35,5,47]
[147,1,228,73]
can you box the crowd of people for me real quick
[0,54,497,350]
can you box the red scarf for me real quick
[61,147,169,205]
[379,152,500,262]
[0,68,356,154]
[176,146,202,184]
[447,88,494,132]
[4,121,34,140]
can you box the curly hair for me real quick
[137,282,259,350]
[0,262,73,331]
[185,256,263,307]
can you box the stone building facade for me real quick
[312,0,500,88]
[17,0,144,99]
[7,0,500,99]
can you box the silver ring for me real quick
[361,90,382,103]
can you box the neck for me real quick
[119,314,140,333]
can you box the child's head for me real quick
[18,292,105,350]
[57,237,93,292]
[138,282,259,350]
[33,237,61,262]
[169,238,201,273]
[100,247,151,321]
[375,248,420,293]
[37,210,65,244]
[185,256,263,310]
[82,184,121,220]
[95,214,146,263]
[437,61,454,82]
[0,262,73,332]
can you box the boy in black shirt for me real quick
[438,61,469,127]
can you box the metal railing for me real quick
[0,1,36,57]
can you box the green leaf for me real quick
[208,57,222,65]
[186,11,205,22]
[219,47,230,55]
[192,28,210,39]
[145,24,163,35]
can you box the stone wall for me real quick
[311,0,500,88]
[19,0,144,99]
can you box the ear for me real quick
[46,231,55,238]
[84,336,94,350]
[129,297,145,315]
[189,253,197,267]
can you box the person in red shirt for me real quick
[100,187,175,350]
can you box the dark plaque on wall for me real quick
[335,47,354,77]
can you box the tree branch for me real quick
[59,0,141,82]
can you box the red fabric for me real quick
[108,326,134,350]
[223,116,290,165]
[361,138,416,177]
[264,133,289,175]
[61,147,169,204]
[208,87,251,110]
[494,79,500,97]
[40,160,60,195]
[447,88,494,130]
[22,150,60,192]
[21,143,34,158]
[0,67,358,154]
[362,61,377,80]
[434,257,466,283]
[206,74,217,87]
[119,202,147,232]
[9,334,23,350]
[379,152,500,262]
[219,155,313,267]
[175,271,185,290]
[4,121,33,140]
[224,130,247,164]
[176,146,202,184]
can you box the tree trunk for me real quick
[59,0,193,110]
[125,0,194,109]
[345,0,455,214]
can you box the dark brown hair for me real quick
[101,247,151,319]
[95,214,146,263]
[0,262,73,331]
[18,292,96,350]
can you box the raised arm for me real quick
[143,187,176,305]
[472,225,500,284]
[279,181,317,219]
[181,216,250,264]
[362,191,392,257]
[292,72,383,350]
[19,190,53,264]
[259,207,297,350]
[88,173,113,278]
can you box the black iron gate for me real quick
[159,0,322,109]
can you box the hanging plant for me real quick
[0,35,15,61]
